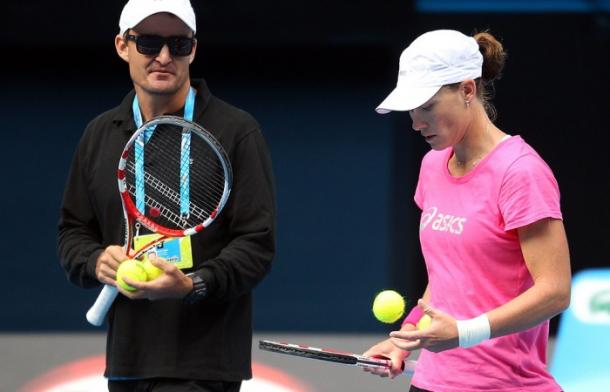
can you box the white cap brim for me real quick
[375,85,442,114]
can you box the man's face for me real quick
[116,13,196,96]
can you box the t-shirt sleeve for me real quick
[414,175,424,210]
[414,153,433,210]
[499,153,562,231]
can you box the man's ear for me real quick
[115,34,130,63]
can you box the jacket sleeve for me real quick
[197,127,276,300]
[57,132,105,288]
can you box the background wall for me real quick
[1,1,608,333]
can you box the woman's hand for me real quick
[390,299,459,353]
[362,325,413,379]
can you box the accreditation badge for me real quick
[133,234,194,269]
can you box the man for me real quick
[57,0,276,390]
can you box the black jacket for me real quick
[58,79,276,381]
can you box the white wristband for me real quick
[456,314,491,348]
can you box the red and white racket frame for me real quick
[86,116,232,326]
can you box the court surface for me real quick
[1,333,557,392]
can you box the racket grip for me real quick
[402,359,417,375]
[86,284,119,326]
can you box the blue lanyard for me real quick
[132,87,196,217]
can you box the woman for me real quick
[364,29,571,392]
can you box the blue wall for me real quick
[0,76,404,332]
[416,0,610,12]
[237,85,397,331]
[2,4,609,333]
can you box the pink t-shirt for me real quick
[411,136,563,392]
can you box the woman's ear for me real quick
[461,79,477,105]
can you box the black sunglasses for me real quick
[125,34,196,57]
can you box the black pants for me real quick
[410,386,432,392]
[108,378,242,392]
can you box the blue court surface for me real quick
[0,333,557,392]
[2,333,419,392]
[7,270,610,391]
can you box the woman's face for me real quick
[409,83,472,150]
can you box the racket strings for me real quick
[125,182,194,229]
[125,161,212,221]
[126,123,229,230]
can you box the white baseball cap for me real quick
[376,30,483,114]
[119,0,197,35]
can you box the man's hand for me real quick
[95,245,126,285]
[117,255,193,301]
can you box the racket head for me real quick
[258,340,391,369]
[117,115,232,238]
[87,116,232,326]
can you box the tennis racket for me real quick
[259,340,417,374]
[86,115,232,326]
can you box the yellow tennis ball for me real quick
[417,314,432,330]
[141,258,164,281]
[116,259,147,292]
[372,290,405,324]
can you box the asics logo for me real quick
[420,206,467,235]
[420,207,438,230]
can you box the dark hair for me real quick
[447,31,507,121]
[474,31,507,121]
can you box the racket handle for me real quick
[402,359,417,375]
[86,284,119,326]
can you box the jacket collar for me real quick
[112,78,212,133]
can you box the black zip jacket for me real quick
[57,79,276,381]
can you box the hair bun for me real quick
[474,32,507,82]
